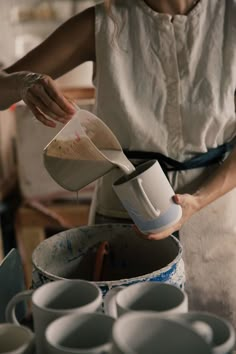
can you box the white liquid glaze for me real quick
[101,149,135,175]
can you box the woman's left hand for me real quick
[135,193,200,241]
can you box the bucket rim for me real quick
[32,224,183,286]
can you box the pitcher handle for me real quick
[133,178,160,219]
[6,290,34,325]
[104,286,124,319]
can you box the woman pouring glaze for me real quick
[0,0,236,329]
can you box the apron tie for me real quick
[123,138,236,174]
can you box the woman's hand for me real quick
[135,145,236,241]
[135,193,200,241]
[19,72,75,127]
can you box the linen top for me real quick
[93,0,236,218]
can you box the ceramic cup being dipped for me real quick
[113,159,182,234]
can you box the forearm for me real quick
[193,146,236,210]
[4,8,95,79]
[0,8,94,113]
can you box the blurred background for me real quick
[0,0,101,288]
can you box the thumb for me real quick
[173,194,184,205]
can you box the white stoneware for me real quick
[113,160,182,234]
[104,282,188,318]
[0,323,34,354]
[110,312,212,354]
[174,312,235,354]
[6,280,102,354]
[44,109,134,191]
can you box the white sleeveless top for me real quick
[93,0,236,218]
[93,1,236,327]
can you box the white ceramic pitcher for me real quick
[44,108,135,191]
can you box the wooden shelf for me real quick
[16,203,89,228]
[61,86,95,99]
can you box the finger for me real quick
[147,223,181,241]
[173,194,182,204]
[147,232,172,241]
[132,224,169,241]
[33,85,73,119]
[173,194,189,207]
[26,101,56,128]
[132,223,180,241]
[132,225,154,240]
[27,91,68,124]
[66,97,77,107]
[42,77,75,114]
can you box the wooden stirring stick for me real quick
[93,241,110,281]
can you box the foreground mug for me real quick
[104,282,188,318]
[46,312,115,354]
[111,312,212,354]
[174,312,235,354]
[6,280,102,354]
[0,323,34,354]
[113,160,182,234]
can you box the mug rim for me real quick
[113,159,158,186]
[32,279,102,313]
[116,282,187,313]
[0,322,34,336]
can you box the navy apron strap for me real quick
[123,138,236,172]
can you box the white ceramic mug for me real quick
[6,280,102,354]
[104,282,188,318]
[0,323,35,354]
[111,312,212,354]
[113,160,182,234]
[46,312,115,354]
[174,312,235,354]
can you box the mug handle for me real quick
[103,287,125,319]
[5,290,34,325]
[133,178,160,219]
[191,321,213,345]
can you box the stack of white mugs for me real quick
[1,280,235,354]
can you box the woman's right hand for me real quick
[19,72,75,127]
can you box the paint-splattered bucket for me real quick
[32,224,185,295]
